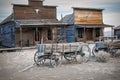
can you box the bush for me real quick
[95,51,110,62]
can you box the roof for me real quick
[12,4,30,7]
[61,14,74,24]
[16,19,71,26]
[72,7,104,11]
[0,13,14,25]
[76,24,114,28]
[0,13,70,26]
[114,25,120,30]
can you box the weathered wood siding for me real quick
[74,9,103,24]
[13,0,56,20]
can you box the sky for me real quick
[0,0,120,27]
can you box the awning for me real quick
[75,24,114,28]
[16,20,72,26]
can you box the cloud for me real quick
[103,12,120,26]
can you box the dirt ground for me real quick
[0,49,120,80]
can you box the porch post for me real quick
[93,28,95,41]
[100,28,104,36]
[64,26,66,43]
[84,27,86,42]
[20,27,22,47]
[35,27,38,41]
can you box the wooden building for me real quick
[63,7,113,42]
[0,0,70,48]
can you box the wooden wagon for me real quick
[34,42,91,67]
[92,36,120,57]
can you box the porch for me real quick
[75,24,106,42]
[15,24,69,47]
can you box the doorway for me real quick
[86,28,93,41]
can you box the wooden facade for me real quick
[73,7,112,42]
[74,8,103,24]
[0,0,69,48]
[13,0,69,47]
[15,24,67,47]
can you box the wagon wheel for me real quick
[92,46,99,57]
[80,44,91,63]
[75,52,83,64]
[50,53,62,68]
[34,51,45,66]
[64,52,77,62]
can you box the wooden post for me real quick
[36,27,38,41]
[64,26,66,43]
[20,27,22,47]
[84,27,86,42]
[93,28,95,41]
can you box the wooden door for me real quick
[86,28,93,41]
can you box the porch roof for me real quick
[75,24,114,28]
[16,19,71,26]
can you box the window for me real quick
[47,28,52,40]
[96,28,100,37]
[78,28,83,38]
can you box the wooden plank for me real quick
[42,42,84,53]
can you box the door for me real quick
[86,28,93,41]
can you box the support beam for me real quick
[20,27,22,47]
[35,27,38,41]
[93,28,95,41]
[64,26,66,43]
[84,27,86,42]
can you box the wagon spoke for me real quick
[81,44,91,62]
[34,51,45,66]
[50,53,62,68]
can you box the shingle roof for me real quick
[0,13,71,26]
[61,14,74,24]
[0,13,14,25]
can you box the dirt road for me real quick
[0,49,120,80]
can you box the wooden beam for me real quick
[35,27,38,41]
[84,27,86,42]
[20,27,22,47]
[64,26,66,43]
[93,28,95,41]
